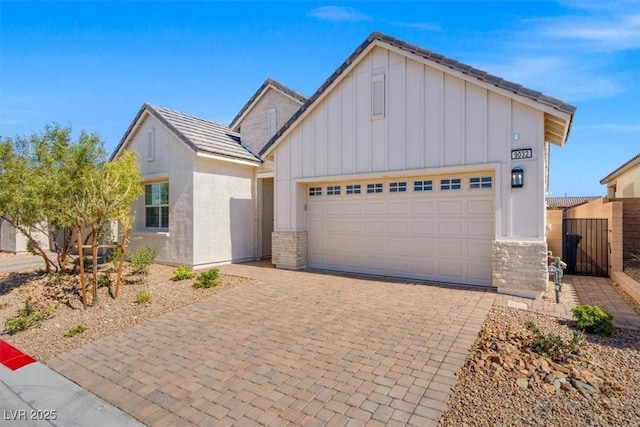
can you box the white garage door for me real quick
[307,173,495,286]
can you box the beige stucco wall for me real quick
[192,156,256,268]
[236,87,302,155]
[565,198,623,272]
[546,209,564,260]
[606,162,640,198]
[126,114,195,266]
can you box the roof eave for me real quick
[600,153,640,184]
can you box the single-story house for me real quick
[601,152,640,198]
[110,79,306,268]
[114,32,576,298]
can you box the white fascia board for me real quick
[196,151,261,167]
[294,163,501,184]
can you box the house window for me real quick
[309,187,322,196]
[268,107,277,138]
[372,74,385,119]
[346,184,361,195]
[414,180,433,191]
[470,177,492,189]
[441,178,461,190]
[147,128,155,161]
[327,185,341,195]
[367,183,383,194]
[145,182,169,229]
[389,182,407,192]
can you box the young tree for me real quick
[75,152,142,304]
[0,124,105,272]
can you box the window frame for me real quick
[327,185,341,196]
[470,176,493,189]
[414,180,433,192]
[346,184,361,195]
[309,187,322,196]
[389,182,407,193]
[144,182,169,229]
[366,183,384,194]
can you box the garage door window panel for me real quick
[327,186,341,195]
[346,184,361,194]
[441,178,461,190]
[470,177,492,189]
[367,183,383,194]
[309,187,322,196]
[389,182,407,193]
[414,180,433,191]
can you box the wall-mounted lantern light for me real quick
[511,166,524,188]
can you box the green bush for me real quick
[105,248,122,268]
[525,320,585,362]
[135,291,151,304]
[128,246,157,275]
[572,305,615,336]
[174,265,196,281]
[65,324,87,337]
[4,297,55,335]
[194,268,220,289]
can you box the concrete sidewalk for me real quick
[0,253,57,275]
[0,353,142,427]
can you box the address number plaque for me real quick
[511,148,532,160]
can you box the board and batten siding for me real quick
[274,46,545,240]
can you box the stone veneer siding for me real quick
[272,231,307,270]
[493,240,549,298]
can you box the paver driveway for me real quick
[47,263,496,426]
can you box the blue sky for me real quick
[1,1,638,196]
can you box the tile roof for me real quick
[546,196,602,208]
[260,31,577,156]
[229,78,307,131]
[600,152,640,184]
[111,104,260,163]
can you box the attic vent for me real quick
[147,128,155,161]
[372,74,385,119]
[268,107,277,138]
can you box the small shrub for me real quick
[572,304,615,336]
[4,297,55,335]
[98,272,112,288]
[83,256,93,268]
[174,265,196,281]
[525,320,585,362]
[105,248,122,268]
[65,324,87,337]
[135,291,151,304]
[128,246,157,275]
[194,268,220,289]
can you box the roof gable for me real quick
[111,104,260,163]
[600,152,640,184]
[229,78,306,131]
[261,31,577,157]
[546,196,602,209]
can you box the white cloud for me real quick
[390,21,442,31]
[307,6,371,22]
[541,12,640,51]
[474,55,621,102]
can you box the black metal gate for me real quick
[562,218,609,276]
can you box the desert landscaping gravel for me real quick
[0,263,246,361]
[439,306,640,427]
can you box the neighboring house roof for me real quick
[229,78,307,131]
[600,152,640,184]
[261,31,577,157]
[546,196,602,208]
[111,103,261,163]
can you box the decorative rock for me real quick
[553,379,561,390]
[544,374,555,384]
[560,379,573,392]
[542,383,556,393]
[516,378,529,389]
[570,378,598,394]
[491,362,503,373]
